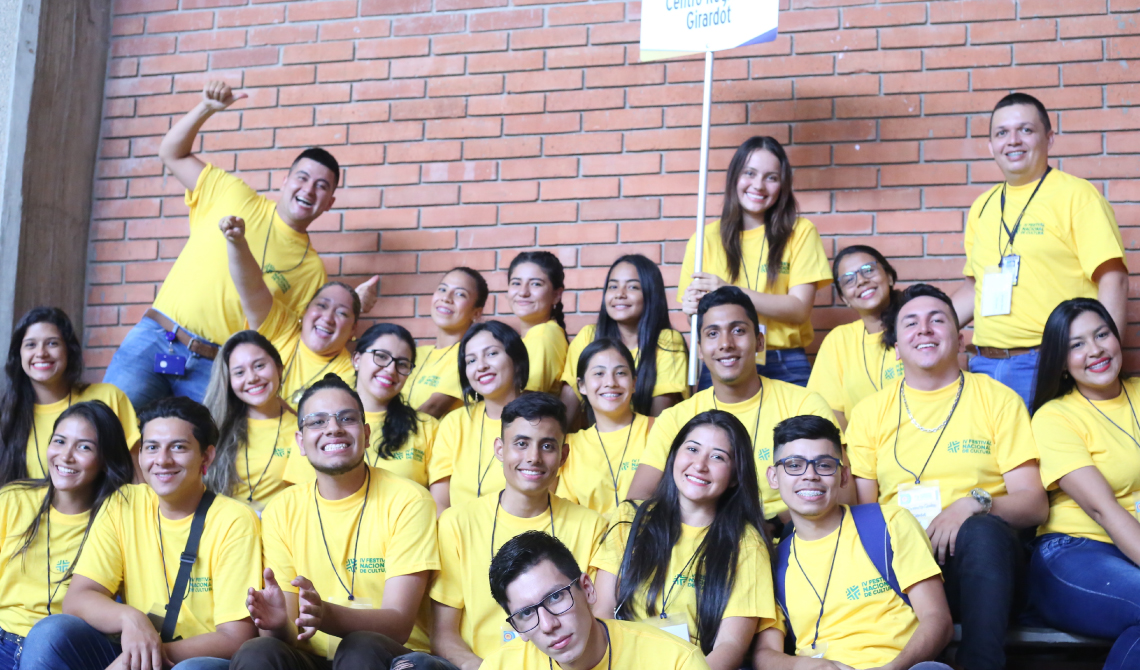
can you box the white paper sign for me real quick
[640,0,779,55]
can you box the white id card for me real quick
[898,481,942,530]
[980,268,1013,317]
[1000,254,1021,286]
[326,597,373,659]
[797,642,828,659]
[641,613,690,641]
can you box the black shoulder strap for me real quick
[162,491,216,643]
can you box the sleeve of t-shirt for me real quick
[107,387,141,447]
[721,531,777,627]
[561,327,594,392]
[676,232,699,302]
[651,330,690,398]
[990,384,1040,473]
[787,219,833,289]
[591,503,635,576]
[844,398,879,480]
[185,164,251,227]
[962,188,996,278]
[261,497,301,595]
[73,489,126,594]
[884,505,942,592]
[210,507,264,625]
[428,508,464,609]
[795,388,844,439]
[384,487,441,577]
[256,298,302,356]
[640,405,682,472]
[429,411,459,484]
[1070,187,1127,279]
[1031,404,1095,490]
[806,333,844,414]
[678,644,714,670]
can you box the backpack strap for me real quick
[773,535,796,649]
[849,503,911,608]
[161,491,216,643]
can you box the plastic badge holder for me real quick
[897,480,942,530]
[980,267,1013,317]
[641,612,690,641]
[798,641,828,659]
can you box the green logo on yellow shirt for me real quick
[756,448,772,462]
[53,559,70,575]
[884,365,902,382]
[188,577,212,593]
[1021,223,1045,235]
[846,577,889,601]
[759,261,791,275]
[274,447,290,458]
[946,439,992,455]
[672,573,698,589]
[618,460,640,473]
[390,448,425,463]
[345,558,386,574]
[420,375,441,389]
[263,263,293,294]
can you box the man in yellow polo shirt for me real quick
[755,415,953,670]
[230,374,438,670]
[951,92,1128,408]
[847,284,1048,670]
[627,286,840,521]
[21,397,261,669]
[482,531,710,670]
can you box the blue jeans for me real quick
[968,349,1038,408]
[1030,533,1140,670]
[0,633,20,670]
[697,347,811,391]
[392,652,462,670]
[102,316,216,409]
[21,614,229,670]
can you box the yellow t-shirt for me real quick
[846,372,1039,509]
[284,411,440,488]
[560,325,689,402]
[807,321,904,423]
[431,402,505,508]
[0,484,91,636]
[592,501,777,647]
[28,384,141,480]
[556,414,651,517]
[74,484,261,640]
[479,619,711,670]
[523,320,568,394]
[405,344,463,410]
[257,298,355,410]
[232,415,296,514]
[639,382,839,518]
[1032,379,1140,543]
[262,465,439,656]
[430,493,607,659]
[963,169,1126,349]
[678,217,832,351]
[777,505,941,668]
[153,164,327,345]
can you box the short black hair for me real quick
[292,147,340,187]
[697,286,760,335]
[991,92,1051,134]
[296,373,364,427]
[881,283,959,349]
[501,392,568,439]
[458,321,529,406]
[489,531,583,614]
[772,415,843,460]
[138,396,219,452]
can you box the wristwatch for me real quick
[969,488,993,515]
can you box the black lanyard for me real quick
[712,382,764,462]
[596,419,636,509]
[862,328,889,393]
[44,500,91,615]
[551,620,611,670]
[740,235,768,292]
[259,222,311,276]
[893,374,964,485]
[314,467,371,601]
[32,392,72,477]
[791,507,845,650]
[245,412,284,503]
[997,166,1051,259]
[406,343,458,403]
[1082,385,1140,451]
[282,340,335,406]
[660,548,701,616]
[476,409,498,498]
[491,491,554,561]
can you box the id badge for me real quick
[325,597,373,659]
[1000,254,1021,286]
[501,624,520,645]
[897,481,942,530]
[980,268,1013,317]
[154,352,187,376]
[797,642,828,659]
[641,612,690,641]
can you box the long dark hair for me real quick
[356,323,425,460]
[1032,298,1121,415]
[832,244,902,324]
[596,255,681,416]
[614,410,769,654]
[720,136,799,288]
[575,338,637,429]
[0,307,87,486]
[508,251,567,334]
[458,321,529,407]
[10,401,133,583]
[203,331,285,498]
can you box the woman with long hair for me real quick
[0,401,133,666]
[1027,298,1140,669]
[591,410,776,670]
[807,245,905,430]
[0,307,139,486]
[560,255,688,427]
[432,321,528,511]
[202,330,295,513]
[405,266,488,419]
[556,338,651,516]
[507,251,568,394]
[678,136,832,388]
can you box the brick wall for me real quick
[85,0,1140,380]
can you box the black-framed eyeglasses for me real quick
[774,456,841,476]
[300,409,363,431]
[366,349,413,376]
[839,262,880,289]
[504,579,577,633]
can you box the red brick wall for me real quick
[84,0,1140,380]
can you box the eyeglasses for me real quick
[774,456,841,476]
[505,580,577,633]
[366,349,413,376]
[839,262,880,289]
[300,409,363,431]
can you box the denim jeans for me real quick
[0,633,20,670]
[230,632,411,670]
[968,349,1039,408]
[391,652,463,670]
[697,347,811,391]
[1030,533,1140,670]
[102,316,216,409]
[21,614,229,670]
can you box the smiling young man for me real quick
[950,92,1128,407]
[426,393,607,670]
[845,284,1049,670]
[229,374,438,670]
[756,415,953,670]
[482,531,710,670]
[628,286,840,521]
[22,397,262,670]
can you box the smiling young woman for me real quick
[507,251,569,396]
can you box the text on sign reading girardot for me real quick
[665,0,734,30]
